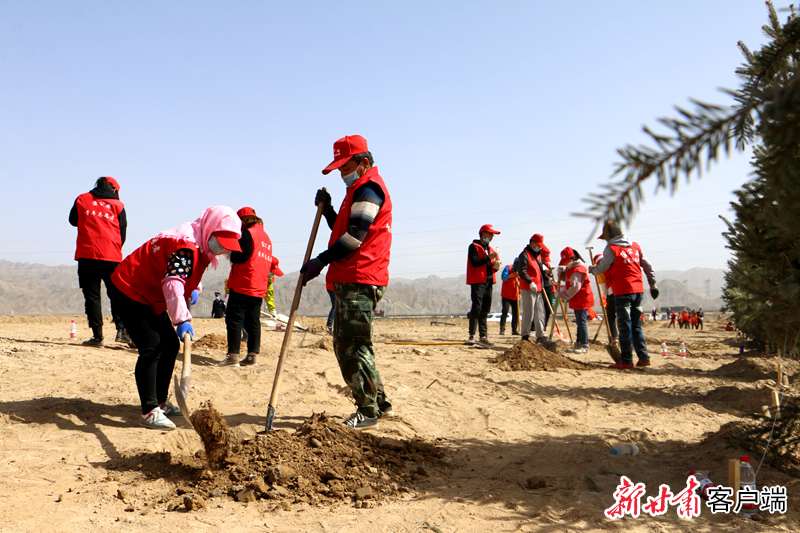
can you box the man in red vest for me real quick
[517,235,546,343]
[466,224,502,345]
[69,177,128,346]
[301,135,393,430]
[590,222,659,369]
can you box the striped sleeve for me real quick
[317,182,384,265]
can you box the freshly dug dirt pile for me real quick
[178,412,446,507]
[308,336,333,351]
[192,333,228,350]
[191,401,231,469]
[491,341,590,371]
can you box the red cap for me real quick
[270,257,284,276]
[104,177,120,192]
[237,206,256,218]
[212,231,241,252]
[479,224,500,235]
[741,455,750,462]
[322,135,369,175]
[559,246,574,266]
[531,234,544,244]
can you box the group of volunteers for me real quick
[666,308,704,330]
[467,221,659,369]
[70,135,392,431]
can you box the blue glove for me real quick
[501,265,510,281]
[190,290,199,305]
[300,258,324,286]
[176,321,194,340]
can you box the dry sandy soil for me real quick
[1,313,798,532]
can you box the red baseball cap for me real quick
[237,207,256,218]
[322,135,369,175]
[212,231,241,252]
[479,224,501,235]
[559,246,574,266]
[531,234,544,244]
[270,257,284,276]
[104,177,120,192]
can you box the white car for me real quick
[487,312,503,322]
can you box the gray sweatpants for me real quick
[520,289,545,338]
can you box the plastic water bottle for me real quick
[739,456,758,518]
[679,341,687,359]
[688,470,716,500]
[610,443,639,456]
[661,341,668,359]
[69,320,78,341]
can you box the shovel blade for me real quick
[173,375,194,427]
[179,375,191,400]
[606,344,622,363]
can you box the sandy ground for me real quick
[1,312,798,533]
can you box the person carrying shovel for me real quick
[517,235,547,343]
[108,206,242,430]
[556,247,594,354]
[589,222,659,370]
[300,135,393,430]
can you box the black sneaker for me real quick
[379,401,394,417]
[521,335,530,341]
[115,329,131,344]
[343,411,378,429]
[82,337,104,347]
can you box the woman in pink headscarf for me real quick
[109,206,242,430]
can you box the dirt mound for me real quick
[192,333,228,350]
[704,386,772,415]
[175,412,446,508]
[308,336,333,351]
[491,341,589,371]
[708,357,779,381]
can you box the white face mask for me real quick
[342,170,358,187]
[532,246,541,252]
[207,235,227,255]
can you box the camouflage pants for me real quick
[333,283,389,417]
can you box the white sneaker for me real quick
[140,407,176,430]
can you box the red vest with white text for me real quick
[519,249,543,291]
[74,192,124,262]
[566,264,594,310]
[111,236,211,315]
[607,242,644,296]
[326,167,392,286]
[466,242,497,284]
[228,224,272,298]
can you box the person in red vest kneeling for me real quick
[218,207,274,368]
[556,247,595,354]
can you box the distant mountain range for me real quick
[0,259,725,318]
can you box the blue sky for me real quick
[0,1,773,280]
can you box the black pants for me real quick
[542,284,554,327]
[225,289,263,354]
[107,281,179,415]
[469,281,493,338]
[77,258,123,335]
[605,294,619,338]
[500,297,519,333]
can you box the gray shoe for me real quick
[343,411,378,429]
[160,401,182,418]
[216,354,240,367]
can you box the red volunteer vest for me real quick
[565,264,594,310]
[501,273,519,300]
[607,242,644,296]
[519,249,542,291]
[466,242,497,284]
[228,224,272,298]
[111,236,211,315]
[326,167,392,286]
[74,192,124,262]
